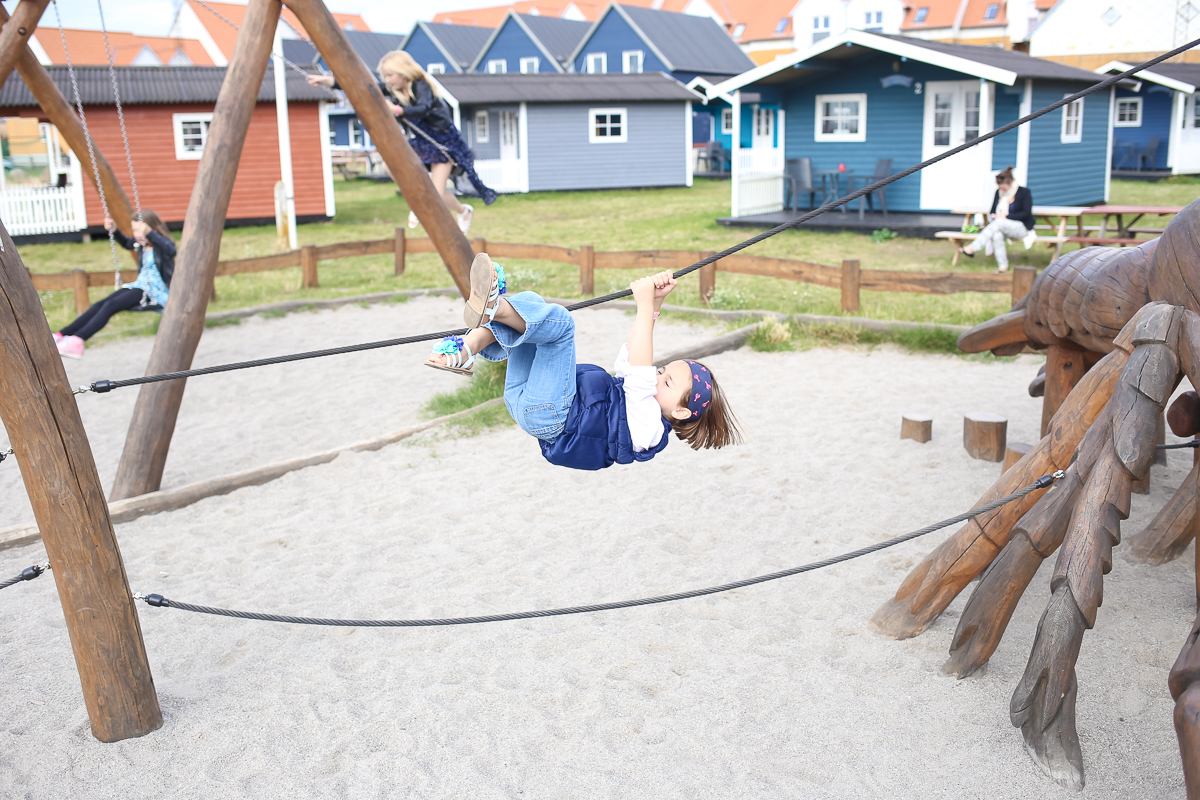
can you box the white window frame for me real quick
[586,52,607,74]
[622,50,643,74]
[173,112,213,160]
[721,107,733,134]
[519,56,539,73]
[814,93,867,142]
[426,62,445,75]
[348,118,364,148]
[983,3,999,20]
[1114,97,1142,127]
[488,58,507,74]
[588,107,627,143]
[475,110,490,143]
[327,116,337,146]
[1061,95,1083,143]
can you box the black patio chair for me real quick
[846,158,892,219]
[784,158,818,210]
[1136,137,1160,171]
[705,141,731,174]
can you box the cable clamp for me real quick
[1032,470,1065,490]
[19,561,49,582]
[0,447,11,463]
[133,592,168,607]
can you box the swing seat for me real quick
[131,304,164,314]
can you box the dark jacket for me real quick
[990,186,1034,231]
[540,364,672,471]
[112,228,177,286]
[333,77,455,134]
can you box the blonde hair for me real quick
[376,50,440,104]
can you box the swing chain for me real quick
[96,0,143,230]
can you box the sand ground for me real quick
[0,296,1193,798]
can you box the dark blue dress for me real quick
[401,80,498,206]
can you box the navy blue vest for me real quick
[540,364,671,471]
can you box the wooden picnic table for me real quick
[950,206,1088,260]
[1082,205,1184,239]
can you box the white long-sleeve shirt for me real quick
[614,343,666,452]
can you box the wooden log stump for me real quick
[964,413,1007,462]
[900,414,932,443]
[1041,344,1088,438]
[1011,265,1036,304]
[1002,441,1031,473]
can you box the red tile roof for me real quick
[184,1,370,61]
[902,0,1007,30]
[724,0,798,44]
[433,1,732,27]
[34,29,216,66]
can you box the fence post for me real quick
[699,251,716,305]
[300,244,318,288]
[580,244,594,295]
[841,259,860,313]
[394,227,406,276]
[471,237,486,255]
[71,268,89,314]
[1011,265,1036,304]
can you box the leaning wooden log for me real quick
[900,414,932,443]
[964,412,1007,461]
[109,0,282,501]
[1126,463,1197,564]
[0,0,50,89]
[0,219,160,741]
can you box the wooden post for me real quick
[1012,265,1036,304]
[394,227,406,275]
[0,220,161,741]
[841,259,860,313]
[284,0,475,298]
[71,268,89,314]
[900,414,932,443]
[300,244,318,288]
[963,412,1007,461]
[0,4,133,232]
[1040,343,1088,438]
[579,244,594,295]
[471,237,487,254]
[109,0,282,501]
[699,252,716,306]
[0,0,50,88]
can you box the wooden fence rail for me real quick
[30,228,1038,315]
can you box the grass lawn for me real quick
[18,177,1199,344]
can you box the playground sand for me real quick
[0,295,1192,798]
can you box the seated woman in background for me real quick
[958,166,1035,274]
[55,211,175,359]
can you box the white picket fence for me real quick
[734,147,785,217]
[474,158,525,194]
[0,184,84,235]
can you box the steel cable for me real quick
[0,561,50,591]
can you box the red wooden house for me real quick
[0,65,334,240]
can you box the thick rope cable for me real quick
[52,0,123,289]
[0,561,50,591]
[96,0,143,229]
[77,38,1200,396]
[133,472,1062,626]
[1157,440,1200,450]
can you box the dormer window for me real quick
[984,4,999,20]
[775,17,789,33]
[914,7,928,23]
[731,23,745,38]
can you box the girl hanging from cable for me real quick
[55,211,174,359]
[424,254,742,470]
[307,51,497,235]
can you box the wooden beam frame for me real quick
[0,0,50,88]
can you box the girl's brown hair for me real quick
[670,364,743,450]
[996,165,1016,185]
[138,210,170,238]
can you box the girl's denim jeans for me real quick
[479,291,576,442]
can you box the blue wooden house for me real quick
[712,31,1115,219]
[469,11,591,74]
[435,72,699,193]
[401,21,494,74]
[1095,61,1200,175]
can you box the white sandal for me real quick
[408,210,419,229]
[462,252,507,328]
[425,336,476,376]
[457,204,474,234]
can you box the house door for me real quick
[1176,94,1200,173]
[499,111,519,161]
[752,106,774,149]
[920,80,993,211]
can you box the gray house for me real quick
[435,73,700,192]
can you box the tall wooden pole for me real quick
[0,3,133,231]
[283,0,475,297]
[109,0,282,500]
[0,220,161,741]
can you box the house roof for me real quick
[1095,61,1199,94]
[435,72,699,103]
[32,28,215,67]
[569,4,753,76]
[282,39,319,67]
[0,65,329,107]
[405,22,496,71]
[520,14,593,64]
[723,0,797,45]
[715,30,1103,93]
[901,0,1007,31]
[435,2,602,26]
[180,1,370,62]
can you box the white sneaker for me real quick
[1022,229,1038,250]
[457,204,474,235]
[408,210,419,229]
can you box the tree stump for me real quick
[1002,441,1031,473]
[901,414,932,443]
[964,413,1007,462]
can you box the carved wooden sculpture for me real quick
[871,197,1200,792]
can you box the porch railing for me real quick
[474,158,524,193]
[0,184,84,236]
[735,147,784,217]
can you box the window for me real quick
[1115,97,1142,127]
[984,4,999,20]
[865,11,883,24]
[488,59,507,74]
[172,112,213,160]
[589,107,627,143]
[475,110,490,143]
[753,106,773,140]
[813,15,830,43]
[1101,7,1120,25]
[721,107,733,134]
[622,50,643,74]
[965,90,980,140]
[932,92,952,145]
[1061,95,1083,143]
[731,23,745,38]
[328,117,336,146]
[775,17,789,33]
[586,52,607,73]
[520,56,539,73]
[815,94,866,142]
[349,118,364,148]
[914,7,928,23]
[426,62,445,74]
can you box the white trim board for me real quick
[1094,61,1196,95]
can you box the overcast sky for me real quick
[44,0,492,39]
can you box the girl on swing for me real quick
[307,51,497,234]
[55,211,174,359]
[424,255,742,470]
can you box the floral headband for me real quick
[685,361,712,419]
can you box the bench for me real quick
[1065,236,1146,247]
[935,231,1069,266]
